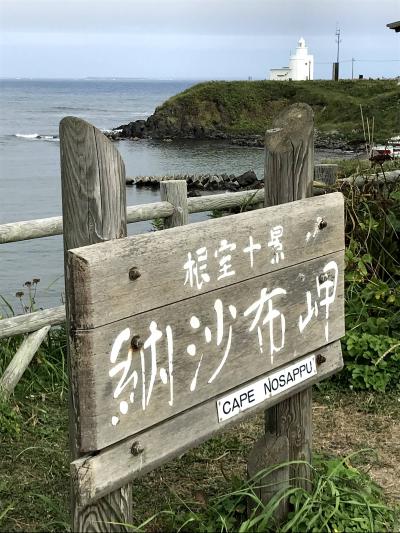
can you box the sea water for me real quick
[0,78,347,310]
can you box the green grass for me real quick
[150,79,400,142]
[1,378,399,531]
[134,453,398,532]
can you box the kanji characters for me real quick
[187,298,237,391]
[243,235,261,268]
[108,321,174,426]
[298,290,319,333]
[268,225,285,264]
[183,247,210,289]
[215,240,236,280]
[244,287,287,363]
[317,261,338,341]
[109,232,340,432]
[142,321,174,408]
[298,260,339,342]
[109,327,138,426]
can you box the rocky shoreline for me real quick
[106,120,362,151]
[128,170,261,194]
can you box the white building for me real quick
[269,38,314,81]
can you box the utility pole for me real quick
[335,27,341,64]
[351,57,355,79]
[332,27,341,81]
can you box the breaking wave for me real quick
[14,133,59,142]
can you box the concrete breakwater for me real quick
[127,170,261,193]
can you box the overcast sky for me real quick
[0,0,399,79]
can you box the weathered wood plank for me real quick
[0,306,65,340]
[0,326,51,396]
[71,340,343,507]
[60,116,132,532]
[263,102,315,507]
[68,193,344,330]
[71,251,344,452]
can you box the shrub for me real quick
[339,173,400,391]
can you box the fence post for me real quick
[160,180,188,228]
[248,103,314,522]
[60,116,131,532]
[314,164,338,186]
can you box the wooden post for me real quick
[60,116,131,532]
[314,164,338,186]
[160,180,188,228]
[248,103,315,520]
[265,103,314,489]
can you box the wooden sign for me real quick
[68,193,345,454]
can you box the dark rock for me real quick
[115,120,148,139]
[188,190,201,197]
[236,170,258,188]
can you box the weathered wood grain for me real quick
[71,340,343,507]
[314,164,338,186]
[188,189,264,213]
[0,306,65,340]
[71,251,344,452]
[72,487,132,532]
[60,117,127,250]
[265,386,313,489]
[264,103,314,205]
[247,435,289,522]
[263,102,315,502]
[68,193,344,330]
[0,326,51,396]
[160,180,188,227]
[60,116,132,531]
[0,216,63,244]
[126,201,173,222]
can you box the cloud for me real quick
[0,0,398,78]
[1,0,399,36]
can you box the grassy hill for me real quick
[147,79,400,143]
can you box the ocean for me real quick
[0,78,348,311]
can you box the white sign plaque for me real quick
[217,354,317,422]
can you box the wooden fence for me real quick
[0,165,343,389]
[0,104,347,531]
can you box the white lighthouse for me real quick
[269,38,314,81]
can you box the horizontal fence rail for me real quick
[1,170,399,245]
[0,189,265,244]
[0,306,65,340]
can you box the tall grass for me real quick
[126,452,398,532]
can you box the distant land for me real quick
[114,79,400,148]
